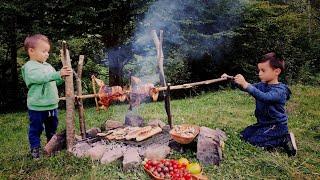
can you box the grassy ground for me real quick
[0,85,319,179]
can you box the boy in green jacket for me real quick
[21,34,72,159]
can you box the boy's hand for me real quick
[221,73,234,80]
[60,66,72,77]
[234,74,249,89]
[221,73,229,79]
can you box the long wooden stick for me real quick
[60,41,75,151]
[58,77,229,100]
[76,55,86,139]
[157,77,228,91]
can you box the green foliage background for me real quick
[0,0,319,112]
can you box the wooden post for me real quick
[166,83,172,128]
[152,30,166,86]
[76,55,86,139]
[152,30,172,128]
[60,41,75,151]
[91,75,99,111]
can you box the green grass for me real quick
[1,85,319,179]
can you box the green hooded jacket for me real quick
[21,60,64,111]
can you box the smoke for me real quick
[105,0,247,85]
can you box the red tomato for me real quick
[173,164,178,169]
[184,173,191,180]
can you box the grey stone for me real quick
[86,144,107,161]
[71,142,91,158]
[147,119,166,128]
[144,144,170,160]
[100,146,125,164]
[105,120,124,129]
[125,114,144,127]
[122,148,141,171]
[196,127,227,165]
[86,127,101,138]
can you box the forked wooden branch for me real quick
[60,41,75,151]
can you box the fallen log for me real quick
[44,131,66,156]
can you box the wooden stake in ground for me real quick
[91,75,99,111]
[60,41,75,151]
[152,30,166,86]
[152,30,172,128]
[76,55,86,139]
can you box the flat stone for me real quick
[125,113,144,127]
[144,144,170,160]
[148,119,166,128]
[122,148,141,171]
[100,146,125,164]
[196,127,227,165]
[86,144,106,161]
[105,120,124,129]
[71,142,91,158]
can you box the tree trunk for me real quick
[109,58,124,86]
[308,0,312,34]
[8,15,18,109]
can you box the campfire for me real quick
[50,30,230,179]
[71,118,227,177]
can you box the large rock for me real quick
[105,120,124,130]
[122,148,141,171]
[125,114,144,127]
[71,142,91,158]
[148,119,166,129]
[86,127,101,138]
[100,146,125,164]
[196,127,227,165]
[86,143,107,161]
[144,144,171,160]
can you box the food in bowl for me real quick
[169,124,200,144]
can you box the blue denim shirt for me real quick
[245,82,291,125]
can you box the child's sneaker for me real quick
[30,147,40,160]
[283,132,297,156]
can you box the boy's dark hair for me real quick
[259,52,285,73]
[24,34,50,52]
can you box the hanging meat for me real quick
[93,76,128,110]
[129,76,159,110]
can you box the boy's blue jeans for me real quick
[28,109,59,149]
